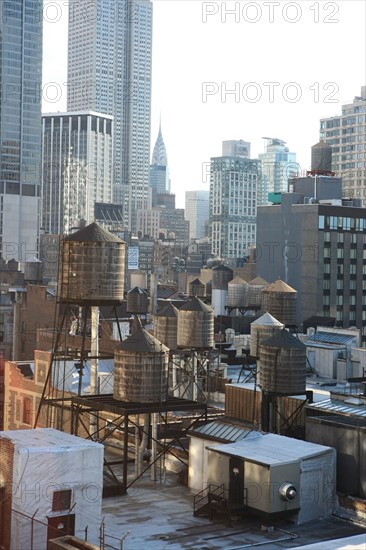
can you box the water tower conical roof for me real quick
[190,277,204,285]
[156,303,178,318]
[213,264,233,272]
[116,327,168,353]
[248,276,268,286]
[64,222,124,243]
[251,312,283,326]
[264,279,297,293]
[128,286,147,295]
[229,276,247,284]
[261,329,305,349]
[178,296,213,313]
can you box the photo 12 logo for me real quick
[202,82,339,104]
[202,2,340,24]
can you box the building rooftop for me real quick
[307,398,366,418]
[100,472,365,549]
[0,428,102,451]
[207,433,333,466]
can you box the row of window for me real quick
[319,215,366,231]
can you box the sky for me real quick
[42,1,366,208]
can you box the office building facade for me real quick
[185,190,209,240]
[0,0,43,262]
[256,194,366,346]
[67,0,153,231]
[41,112,113,234]
[320,86,366,203]
[209,143,259,265]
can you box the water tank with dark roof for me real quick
[177,297,214,348]
[127,286,149,314]
[259,329,306,394]
[60,222,125,304]
[212,265,234,290]
[155,302,179,350]
[188,277,206,299]
[311,140,332,173]
[114,326,169,403]
[24,257,43,284]
[261,279,297,326]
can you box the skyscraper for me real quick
[150,121,169,207]
[185,191,209,240]
[67,0,153,232]
[41,111,113,234]
[0,0,43,262]
[258,139,298,205]
[209,142,259,265]
[320,86,366,203]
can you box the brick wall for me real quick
[0,437,15,549]
[3,351,51,431]
[0,359,4,430]
[17,286,58,362]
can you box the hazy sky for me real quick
[43,1,366,208]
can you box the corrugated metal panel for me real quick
[308,332,357,345]
[307,399,366,417]
[191,421,259,442]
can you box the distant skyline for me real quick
[42,1,366,208]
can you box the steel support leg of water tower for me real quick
[261,391,270,432]
[122,415,129,494]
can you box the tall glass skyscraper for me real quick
[185,190,209,240]
[67,0,153,232]
[0,0,43,262]
[258,139,298,205]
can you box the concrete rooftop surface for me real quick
[100,472,365,550]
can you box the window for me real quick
[330,217,337,230]
[350,249,357,259]
[22,397,32,425]
[52,490,72,512]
